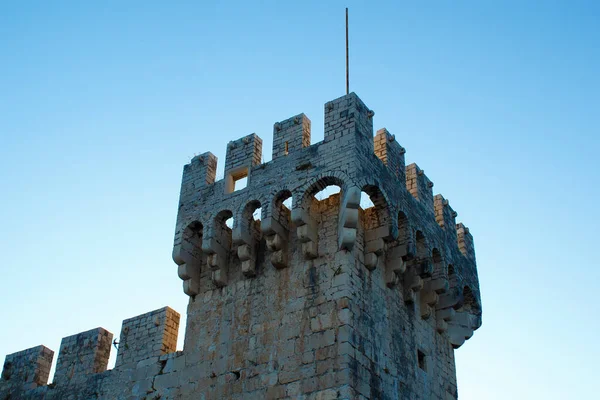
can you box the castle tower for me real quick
[1,93,482,399]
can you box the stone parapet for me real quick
[53,327,113,385]
[115,307,180,367]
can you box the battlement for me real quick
[0,345,53,392]
[406,163,435,215]
[273,113,311,160]
[374,128,406,184]
[173,93,478,287]
[172,92,482,353]
[53,327,113,385]
[116,306,180,367]
[0,307,183,399]
[2,92,482,400]
[181,152,217,197]
[324,93,374,150]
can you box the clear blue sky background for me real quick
[1,1,598,399]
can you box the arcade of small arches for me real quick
[174,176,481,345]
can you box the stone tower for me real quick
[1,93,482,399]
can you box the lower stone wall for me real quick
[344,208,458,400]
[178,194,357,399]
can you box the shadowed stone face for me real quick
[1,93,481,400]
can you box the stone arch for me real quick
[360,184,392,233]
[271,189,293,231]
[360,184,394,271]
[222,210,235,229]
[262,189,294,269]
[204,209,234,287]
[215,209,234,230]
[214,210,234,252]
[240,199,262,235]
[231,200,263,278]
[296,175,346,211]
[173,220,203,266]
[291,174,349,258]
[383,210,415,287]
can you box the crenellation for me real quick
[182,152,217,197]
[434,194,458,244]
[53,328,113,385]
[224,133,263,194]
[456,222,475,264]
[406,163,435,215]
[374,128,406,185]
[272,113,311,159]
[0,345,54,393]
[2,92,482,399]
[115,307,180,368]
[324,92,374,153]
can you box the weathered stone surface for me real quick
[115,306,180,368]
[0,345,53,393]
[54,328,113,385]
[0,92,482,399]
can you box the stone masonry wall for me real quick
[53,328,113,386]
[0,346,53,393]
[115,307,180,368]
[1,92,482,399]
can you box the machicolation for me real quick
[1,93,482,400]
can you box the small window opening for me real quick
[418,350,427,371]
[448,264,455,276]
[225,217,234,229]
[284,141,289,156]
[234,176,247,191]
[226,167,249,193]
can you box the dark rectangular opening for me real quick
[418,350,427,371]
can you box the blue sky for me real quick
[0,1,598,399]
